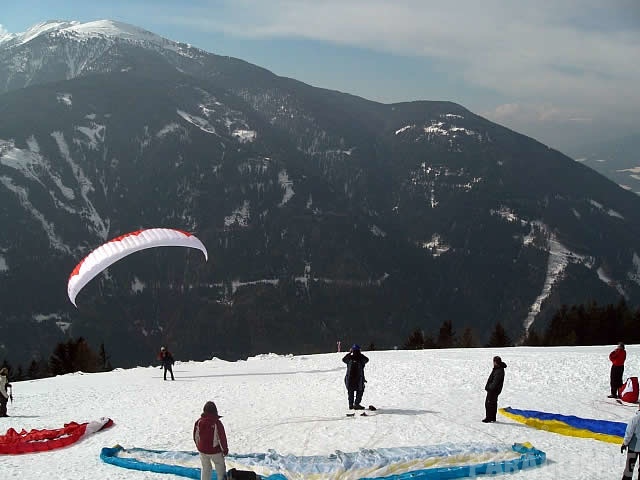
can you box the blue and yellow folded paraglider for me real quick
[101,441,546,479]
[500,407,625,444]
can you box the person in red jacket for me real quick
[610,342,627,399]
[194,401,228,480]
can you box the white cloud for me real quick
[484,103,593,125]
[164,1,639,114]
[168,0,640,136]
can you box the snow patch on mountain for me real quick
[628,253,640,287]
[57,93,72,107]
[278,170,294,206]
[131,277,145,293]
[0,138,76,203]
[423,121,480,140]
[0,139,46,185]
[617,166,640,174]
[232,129,257,143]
[177,110,216,135]
[51,131,109,239]
[156,122,181,138]
[0,25,13,45]
[9,21,79,46]
[597,267,627,298]
[224,200,250,228]
[523,222,602,331]
[0,175,70,253]
[61,20,161,43]
[238,158,270,176]
[33,312,63,323]
[232,278,279,294]
[370,225,386,237]
[395,125,412,135]
[589,199,624,219]
[6,19,182,54]
[491,206,526,224]
[34,313,71,333]
[419,234,451,257]
[75,122,106,150]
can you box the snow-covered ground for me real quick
[1,345,634,479]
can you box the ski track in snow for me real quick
[1,346,632,479]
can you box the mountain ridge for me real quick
[0,20,639,367]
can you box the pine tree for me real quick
[50,337,100,375]
[458,327,477,348]
[523,327,541,346]
[27,359,41,379]
[404,329,425,349]
[99,342,112,371]
[0,359,11,375]
[486,322,512,347]
[423,334,436,349]
[436,319,456,349]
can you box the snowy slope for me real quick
[0,19,176,50]
[1,345,631,479]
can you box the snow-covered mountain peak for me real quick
[59,20,169,45]
[3,20,80,47]
[0,27,14,45]
[0,19,178,51]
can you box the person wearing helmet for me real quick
[342,344,369,410]
[158,346,175,381]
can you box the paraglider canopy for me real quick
[67,228,208,307]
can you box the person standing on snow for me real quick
[194,401,228,480]
[483,356,507,423]
[159,346,175,381]
[609,342,626,399]
[343,344,369,410]
[0,367,11,417]
[620,403,640,479]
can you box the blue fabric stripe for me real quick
[503,407,626,437]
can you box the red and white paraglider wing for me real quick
[68,228,208,306]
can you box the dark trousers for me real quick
[611,365,624,397]
[0,394,7,416]
[348,389,364,408]
[485,391,499,421]
[622,450,639,480]
[163,365,174,380]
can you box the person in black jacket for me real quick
[159,346,175,381]
[483,355,507,423]
[342,344,369,410]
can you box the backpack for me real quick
[227,468,258,480]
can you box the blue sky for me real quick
[1,0,639,153]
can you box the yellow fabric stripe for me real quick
[499,408,622,444]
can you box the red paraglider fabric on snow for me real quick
[0,418,113,454]
[619,377,640,403]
